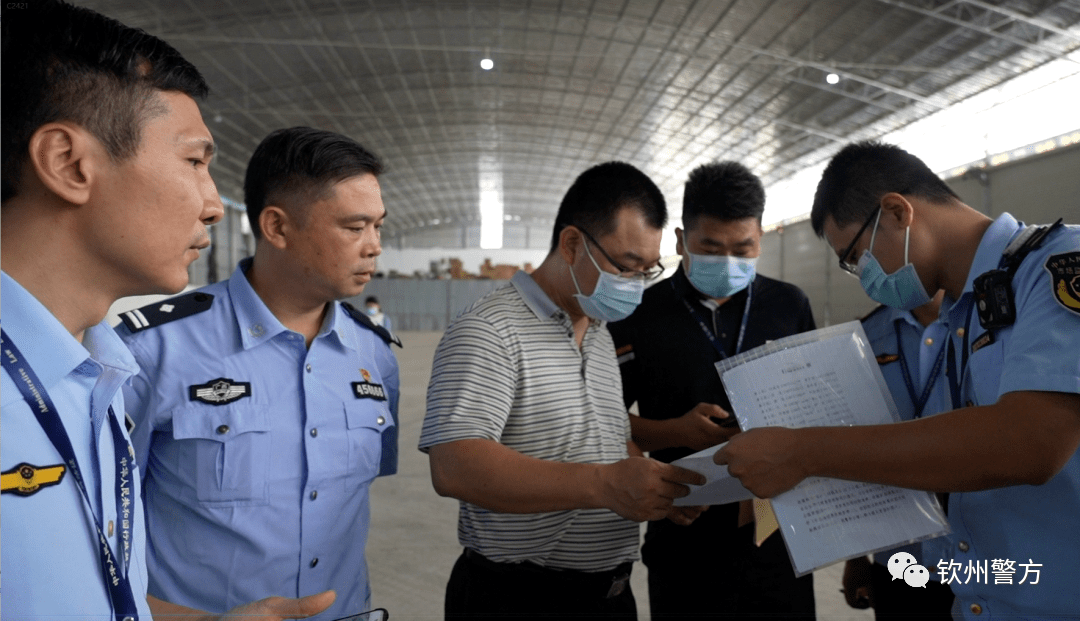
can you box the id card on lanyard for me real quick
[894,322,947,419]
[1,329,140,621]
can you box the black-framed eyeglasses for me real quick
[838,206,882,276]
[577,227,665,282]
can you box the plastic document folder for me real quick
[700,321,950,576]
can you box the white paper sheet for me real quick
[671,443,755,506]
[715,322,949,576]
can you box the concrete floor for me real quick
[367,331,876,621]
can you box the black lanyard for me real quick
[676,281,753,360]
[894,322,946,419]
[1,329,139,621]
[945,311,973,411]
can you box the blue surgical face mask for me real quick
[856,210,932,310]
[365,306,380,316]
[684,248,758,299]
[569,241,644,322]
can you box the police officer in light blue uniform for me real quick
[1,2,221,617]
[935,210,1079,620]
[713,141,1080,621]
[118,127,399,619]
[843,297,955,619]
[2,274,153,619]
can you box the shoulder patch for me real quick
[120,291,214,333]
[1045,252,1080,316]
[341,302,402,347]
[860,304,888,323]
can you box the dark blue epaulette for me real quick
[119,291,214,333]
[859,304,888,324]
[341,302,402,348]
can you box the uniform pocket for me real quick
[171,402,271,505]
[965,334,1004,407]
[344,401,393,483]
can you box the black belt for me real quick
[462,548,632,599]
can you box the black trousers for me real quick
[645,521,816,620]
[870,562,954,620]
[444,549,638,620]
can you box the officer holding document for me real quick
[715,141,1080,620]
[842,293,955,620]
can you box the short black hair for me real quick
[682,161,765,229]
[2,0,209,202]
[550,161,667,252]
[811,141,960,237]
[364,296,379,305]
[243,126,384,239]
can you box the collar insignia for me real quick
[190,378,251,405]
[876,353,900,365]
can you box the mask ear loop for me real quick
[679,230,693,274]
[569,234,603,295]
[867,207,883,255]
[903,225,911,265]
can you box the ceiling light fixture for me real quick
[826,73,840,85]
[480,58,494,71]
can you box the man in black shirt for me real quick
[608,161,817,620]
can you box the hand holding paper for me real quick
[708,322,949,576]
[712,427,808,499]
[671,443,756,506]
[598,457,706,522]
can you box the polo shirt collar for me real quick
[512,270,563,321]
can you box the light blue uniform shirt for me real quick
[118,261,399,619]
[2,271,152,620]
[861,305,951,567]
[938,213,1080,620]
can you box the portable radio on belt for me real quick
[972,218,1063,330]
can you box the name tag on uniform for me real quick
[353,368,387,401]
[971,331,995,354]
[352,382,387,401]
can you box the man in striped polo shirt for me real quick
[420,162,707,620]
